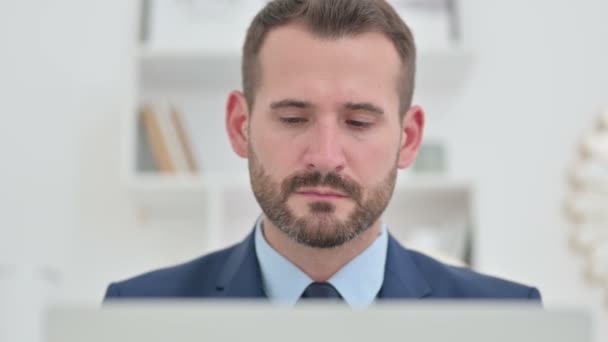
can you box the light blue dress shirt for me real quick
[254,215,389,308]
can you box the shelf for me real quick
[138,45,473,94]
[128,173,249,221]
[128,172,472,221]
[395,174,471,195]
[138,46,241,89]
[129,172,249,191]
[130,172,470,194]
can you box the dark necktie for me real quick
[300,282,342,300]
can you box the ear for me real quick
[225,91,250,158]
[397,105,425,169]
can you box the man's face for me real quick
[237,25,417,248]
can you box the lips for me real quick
[295,188,347,199]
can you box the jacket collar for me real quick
[215,229,432,299]
[378,234,432,299]
[215,229,266,298]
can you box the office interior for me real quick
[1,1,607,341]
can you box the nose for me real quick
[302,120,346,173]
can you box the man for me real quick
[105,0,541,306]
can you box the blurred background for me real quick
[1,0,607,341]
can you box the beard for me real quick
[248,147,398,249]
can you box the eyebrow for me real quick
[270,99,313,110]
[344,102,385,115]
[269,99,385,115]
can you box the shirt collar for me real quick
[254,215,389,307]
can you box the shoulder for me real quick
[104,244,237,299]
[406,249,541,300]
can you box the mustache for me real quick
[281,171,362,202]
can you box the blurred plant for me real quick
[564,108,608,305]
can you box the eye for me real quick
[346,120,373,129]
[280,117,307,125]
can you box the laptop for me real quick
[45,301,591,342]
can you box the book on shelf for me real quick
[170,106,198,173]
[139,102,198,174]
[140,104,174,173]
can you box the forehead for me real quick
[254,24,402,109]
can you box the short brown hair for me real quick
[242,0,416,115]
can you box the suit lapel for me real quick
[378,234,432,299]
[215,230,266,298]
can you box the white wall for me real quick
[0,0,606,341]
[0,2,125,341]
[441,0,608,337]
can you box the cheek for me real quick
[349,152,392,181]
[250,125,299,177]
[347,135,400,182]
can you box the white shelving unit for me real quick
[124,0,476,264]
[138,45,472,93]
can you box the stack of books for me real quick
[139,102,198,174]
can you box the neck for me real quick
[261,216,382,282]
